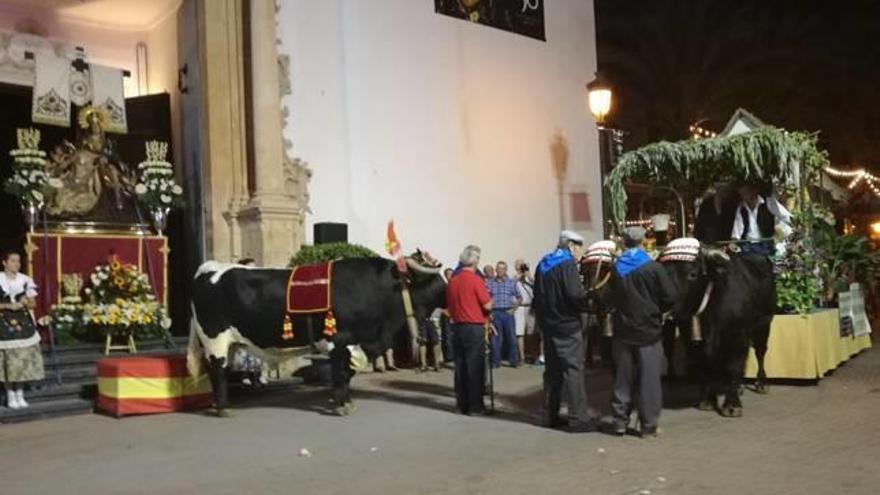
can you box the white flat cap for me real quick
[559,230,585,246]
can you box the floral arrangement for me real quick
[86,257,154,303]
[82,298,167,336]
[4,128,62,205]
[134,141,183,210]
[47,256,171,343]
[83,256,171,339]
[48,298,85,345]
[773,214,823,314]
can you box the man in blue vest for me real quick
[604,227,676,438]
[533,230,596,433]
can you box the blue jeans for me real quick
[740,241,773,257]
[491,309,518,367]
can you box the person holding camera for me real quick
[513,259,535,364]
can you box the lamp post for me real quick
[587,72,619,237]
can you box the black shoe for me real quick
[463,407,490,416]
[566,419,599,433]
[640,426,662,438]
[600,421,626,437]
[542,417,567,429]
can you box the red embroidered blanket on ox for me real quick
[286,262,334,314]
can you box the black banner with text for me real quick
[435,0,545,41]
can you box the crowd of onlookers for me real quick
[445,228,675,438]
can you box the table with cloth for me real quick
[97,354,212,416]
[745,309,872,380]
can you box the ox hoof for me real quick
[696,400,716,412]
[720,405,743,418]
[754,382,770,395]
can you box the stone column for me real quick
[197,0,250,262]
[237,0,305,267]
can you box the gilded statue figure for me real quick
[45,106,135,218]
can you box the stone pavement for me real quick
[2,345,878,495]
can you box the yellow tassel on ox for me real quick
[282,314,294,340]
[324,311,337,338]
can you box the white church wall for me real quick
[279,0,602,268]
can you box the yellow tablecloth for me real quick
[745,309,873,380]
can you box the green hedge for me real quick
[289,242,380,267]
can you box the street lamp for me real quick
[586,72,618,237]
[587,74,612,125]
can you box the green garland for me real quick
[289,242,379,267]
[606,127,829,229]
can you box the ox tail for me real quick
[187,306,204,377]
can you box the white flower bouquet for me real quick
[4,128,61,205]
[135,141,184,210]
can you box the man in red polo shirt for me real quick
[446,244,493,415]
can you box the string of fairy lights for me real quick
[824,166,880,198]
[688,124,718,140]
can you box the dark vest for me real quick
[739,203,775,240]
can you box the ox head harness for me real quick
[582,240,618,291]
[396,251,443,359]
[659,238,730,342]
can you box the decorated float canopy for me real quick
[606,109,831,231]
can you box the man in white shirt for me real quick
[730,183,792,256]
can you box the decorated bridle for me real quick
[582,240,617,291]
[385,222,443,361]
[659,238,731,341]
[583,240,618,337]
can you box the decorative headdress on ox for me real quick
[659,238,701,263]
[583,240,617,264]
[384,220,442,363]
[385,220,442,276]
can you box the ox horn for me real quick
[705,248,730,261]
[406,257,442,275]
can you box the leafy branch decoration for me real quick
[606,127,829,229]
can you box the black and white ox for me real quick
[187,254,447,416]
[661,243,775,417]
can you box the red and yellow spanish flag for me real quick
[385,220,401,257]
[96,355,213,417]
[385,220,408,272]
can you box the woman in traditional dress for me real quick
[0,250,45,409]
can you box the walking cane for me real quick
[485,322,495,414]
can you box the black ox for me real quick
[662,248,775,417]
[187,255,446,416]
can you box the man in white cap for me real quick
[604,226,676,438]
[533,230,597,433]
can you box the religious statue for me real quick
[45,105,136,219]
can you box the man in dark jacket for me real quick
[533,230,596,433]
[605,227,676,438]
